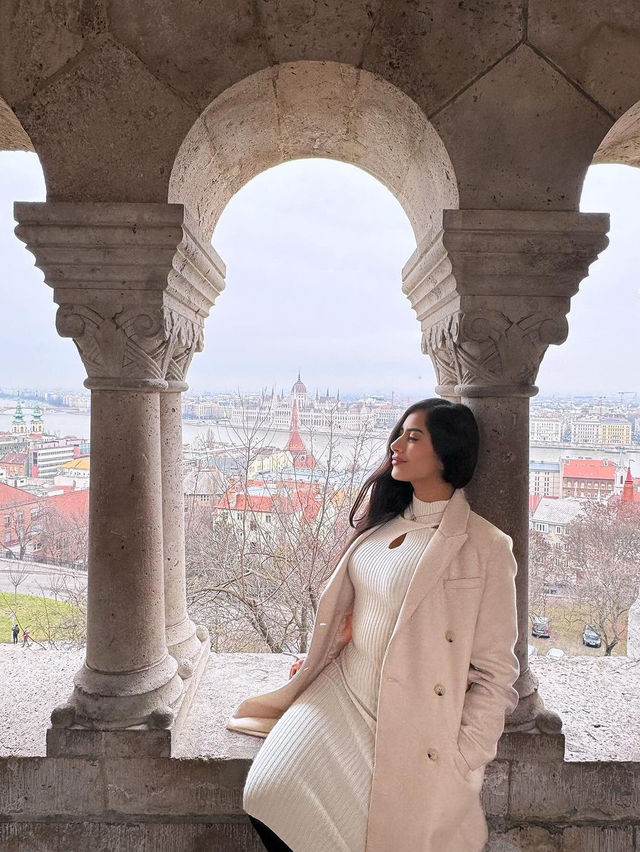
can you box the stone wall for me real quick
[2,742,640,851]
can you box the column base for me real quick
[172,629,211,738]
[167,619,209,679]
[505,666,564,735]
[46,726,173,758]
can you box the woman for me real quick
[228,398,519,852]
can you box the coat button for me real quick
[427,748,438,761]
[434,684,446,696]
[445,631,455,643]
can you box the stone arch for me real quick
[0,94,34,153]
[592,99,640,168]
[169,61,458,245]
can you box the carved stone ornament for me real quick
[13,201,226,388]
[56,303,204,390]
[423,309,569,393]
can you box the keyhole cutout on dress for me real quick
[388,533,407,549]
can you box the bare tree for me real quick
[528,530,554,619]
[563,501,640,655]
[2,499,44,560]
[39,502,89,569]
[185,397,381,653]
[7,560,29,604]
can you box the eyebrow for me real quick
[402,427,424,434]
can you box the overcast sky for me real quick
[1,152,638,399]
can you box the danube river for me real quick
[0,410,639,474]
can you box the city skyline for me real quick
[1,154,639,395]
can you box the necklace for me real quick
[407,498,448,522]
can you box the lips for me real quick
[391,457,406,465]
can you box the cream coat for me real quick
[228,488,520,852]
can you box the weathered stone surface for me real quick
[17,38,197,202]
[0,757,103,815]
[171,62,457,241]
[562,825,636,852]
[0,96,33,151]
[362,0,523,116]
[487,824,560,850]
[594,101,640,167]
[528,0,640,119]
[0,1,96,107]
[108,0,270,112]
[0,821,263,852]
[509,760,640,821]
[432,45,612,210]
[258,0,382,67]
[481,760,510,817]
[497,731,566,764]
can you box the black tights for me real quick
[249,816,293,852]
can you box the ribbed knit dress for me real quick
[243,496,449,852]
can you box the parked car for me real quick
[582,624,602,648]
[531,615,550,638]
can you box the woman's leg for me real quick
[248,816,293,852]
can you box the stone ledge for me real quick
[3,649,640,762]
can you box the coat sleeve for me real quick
[457,532,520,773]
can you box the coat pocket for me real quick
[444,577,482,590]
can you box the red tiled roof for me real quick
[529,494,543,513]
[562,459,616,480]
[215,483,321,521]
[0,482,37,508]
[0,452,27,464]
[44,489,90,519]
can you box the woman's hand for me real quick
[289,655,307,679]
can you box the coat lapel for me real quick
[394,488,471,625]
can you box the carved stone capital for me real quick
[424,308,568,397]
[403,210,609,396]
[14,202,225,389]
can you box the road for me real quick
[0,558,87,598]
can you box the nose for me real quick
[390,436,402,453]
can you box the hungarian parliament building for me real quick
[183,374,407,434]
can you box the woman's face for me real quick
[389,410,445,488]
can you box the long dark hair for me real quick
[348,398,479,540]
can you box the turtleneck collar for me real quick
[402,494,451,522]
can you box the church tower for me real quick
[622,466,635,503]
[11,401,27,435]
[285,399,316,469]
[30,403,44,435]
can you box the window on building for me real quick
[4,516,9,527]
[4,532,11,543]
[556,526,562,533]
[30,508,38,518]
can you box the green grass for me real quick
[0,591,84,644]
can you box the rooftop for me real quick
[532,497,585,525]
[562,458,617,480]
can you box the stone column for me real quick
[403,209,609,732]
[14,202,225,754]
[160,382,209,680]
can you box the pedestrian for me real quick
[12,624,19,644]
[227,398,520,852]
[22,628,30,648]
